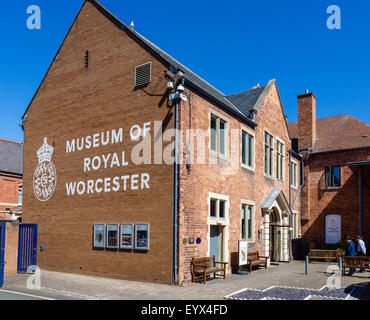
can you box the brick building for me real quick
[289,93,370,249]
[22,0,301,285]
[0,138,23,221]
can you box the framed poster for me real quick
[135,223,149,250]
[238,240,248,266]
[120,223,134,249]
[93,224,105,248]
[325,215,341,244]
[106,224,119,249]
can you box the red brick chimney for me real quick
[297,91,317,150]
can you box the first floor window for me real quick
[276,140,284,181]
[290,161,298,188]
[264,132,273,176]
[325,166,341,188]
[210,114,227,155]
[241,130,254,168]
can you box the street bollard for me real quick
[305,256,309,274]
[339,257,342,277]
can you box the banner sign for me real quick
[238,240,248,266]
[325,215,341,244]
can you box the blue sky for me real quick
[0,0,369,142]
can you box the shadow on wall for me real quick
[301,170,370,249]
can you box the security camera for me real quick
[167,81,174,90]
[177,84,185,92]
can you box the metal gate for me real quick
[17,224,38,273]
[0,222,5,286]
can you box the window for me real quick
[276,140,284,181]
[325,166,341,188]
[209,198,227,219]
[210,199,217,217]
[292,213,299,239]
[241,130,254,169]
[241,203,254,241]
[264,131,273,176]
[210,114,227,155]
[290,161,298,188]
[219,200,226,218]
[18,186,23,205]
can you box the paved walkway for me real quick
[3,261,370,300]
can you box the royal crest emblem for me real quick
[33,137,57,202]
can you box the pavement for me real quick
[2,261,370,300]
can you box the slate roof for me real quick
[0,139,23,175]
[288,114,370,153]
[227,86,266,114]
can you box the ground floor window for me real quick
[241,202,254,242]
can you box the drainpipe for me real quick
[288,150,293,261]
[172,77,185,285]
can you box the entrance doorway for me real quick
[269,209,281,262]
[210,225,223,262]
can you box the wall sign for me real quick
[325,215,341,244]
[120,223,134,249]
[239,240,248,266]
[93,224,105,248]
[33,137,57,202]
[135,223,149,250]
[106,224,119,249]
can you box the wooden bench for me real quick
[191,256,227,284]
[246,251,268,272]
[308,249,342,262]
[342,256,370,275]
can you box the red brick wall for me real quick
[0,172,22,220]
[301,148,370,247]
[177,82,300,285]
[22,1,174,284]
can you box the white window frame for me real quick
[264,129,274,178]
[240,126,255,172]
[209,109,229,158]
[240,199,255,243]
[290,159,299,189]
[207,192,230,264]
[275,136,285,182]
[18,185,23,205]
[291,211,300,239]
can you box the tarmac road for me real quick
[0,287,78,300]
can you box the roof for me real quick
[0,139,23,175]
[227,86,266,114]
[260,187,291,213]
[288,114,370,153]
[22,0,265,128]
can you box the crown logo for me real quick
[37,137,54,163]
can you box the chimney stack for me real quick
[297,91,317,151]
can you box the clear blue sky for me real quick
[0,0,369,142]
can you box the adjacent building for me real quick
[21,0,302,285]
[289,93,370,249]
[0,138,23,221]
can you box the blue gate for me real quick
[0,222,5,286]
[17,224,38,273]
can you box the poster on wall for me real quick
[135,223,149,250]
[120,223,134,249]
[238,240,248,266]
[325,215,341,244]
[106,224,119,249]
[93,224,106,248]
